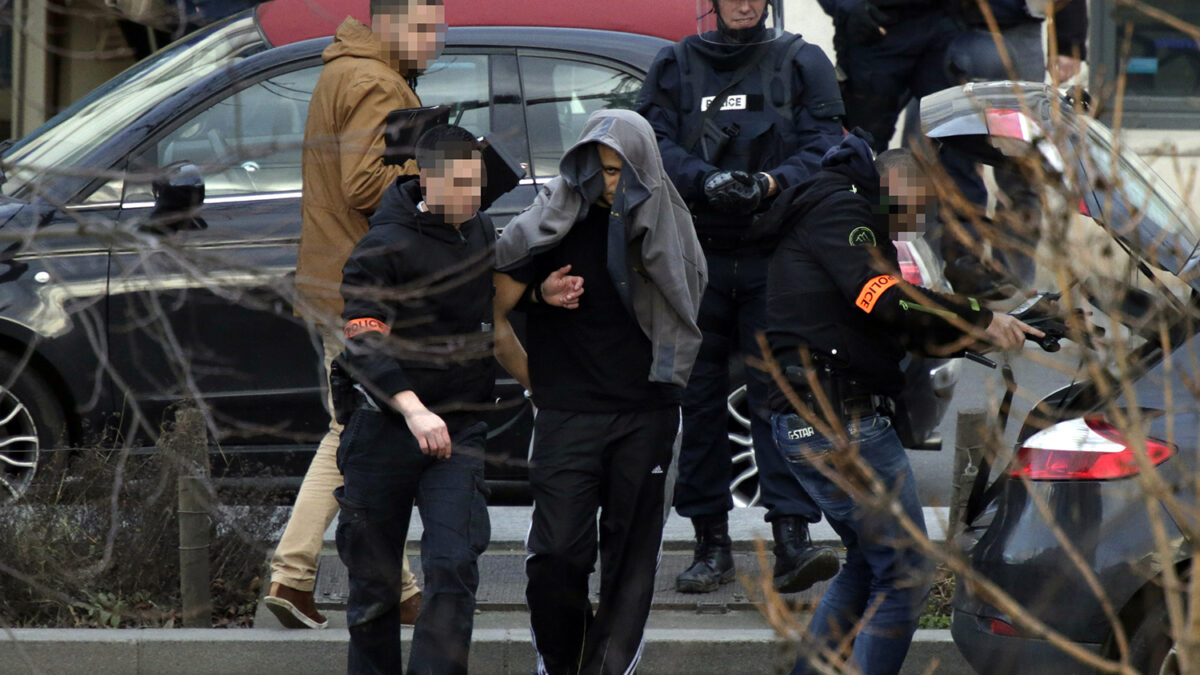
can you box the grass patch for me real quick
[918,564,955,629]
[0,427,287,628]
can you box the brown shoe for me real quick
[264,582,328,629]
[399,591,422,625]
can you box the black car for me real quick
[923,82,1198,674]
[0,3,955,502]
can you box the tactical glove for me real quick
[704,170,763,213]
[844,1,894,45]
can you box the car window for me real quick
[519,56,641,178]
[126,66,321,201]
[418,53,492,138]
[1083,118,1200,276]
[2,15,265,199]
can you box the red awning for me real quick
[257,0,696,47]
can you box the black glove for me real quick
[844,1,893,45]
[704,170,764,213]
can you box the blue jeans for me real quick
[677,251,821,523]
[771,413,931,675]
[336,411,490,675]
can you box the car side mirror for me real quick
[143,162,207,234]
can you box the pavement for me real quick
[2,505,973,675]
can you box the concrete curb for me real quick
[322,506,953,549]
[2,626,969,674]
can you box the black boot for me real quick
[675,514,735,593]
[772,516,840,593]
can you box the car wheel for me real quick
[0,352,66,503]
[727,383,761,507]
[1129,592,1183,675]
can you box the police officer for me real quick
[763,133,1041,674]
[335,125,496,674]
[937,0,1089,290]
[636,0,844,595]
[818,0,958,154]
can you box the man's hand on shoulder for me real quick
[541,264,585,309]
[391,391,452,458]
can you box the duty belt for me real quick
[783,365,894,422]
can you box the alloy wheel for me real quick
[0,386,40,502]
[727,384,760,507]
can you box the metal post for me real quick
[164,404,211,628]
[950,409,988,540]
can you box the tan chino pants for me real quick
[269,326,419,599]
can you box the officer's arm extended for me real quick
[813,198,1038,353]
[340,230,451,456]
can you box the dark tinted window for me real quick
[1116,1,1200,97]
[145,66,320,198]
[520,56,640,177]
[418,53,493,138]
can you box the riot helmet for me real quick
[697,0,783,44]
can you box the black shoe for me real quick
[772,516,840,593]
[676,513,735,594]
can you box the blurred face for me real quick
[883,166,933,237]
[420,154,484,225]
[373,0,446,72]
[715,0,766,31]
[595,144,622,209]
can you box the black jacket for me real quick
[635,32,844,249]
[820,0,1088,59]
[340,177,496,430]
[764,134,992,408]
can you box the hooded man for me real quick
[635,0,844,597]
[266,0,445,630]
[492,109,706,675]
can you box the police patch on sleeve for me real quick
[848,226,876,247]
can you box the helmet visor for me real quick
[697,0,782,44]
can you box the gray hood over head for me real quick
[495,109,707,387]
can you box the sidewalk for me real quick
[2,507,971,674]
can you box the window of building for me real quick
[1092,0,1200,128]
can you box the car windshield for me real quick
[1082,118,1200,281]
[0,14,267,199]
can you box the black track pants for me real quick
[525,407,679,675]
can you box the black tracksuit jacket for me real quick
[340,177,495,432]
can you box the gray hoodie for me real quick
[495,110,707,387]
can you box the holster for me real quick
[783,360,893,423]
[697,119,737,165]
[328,358,363,426]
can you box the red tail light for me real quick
[1010,415,1173,481]
[985,108,1034,141]
[986,617,1021,637]
[893,242,926,285]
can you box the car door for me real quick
[104,46,529,462]
[107,61,328,455]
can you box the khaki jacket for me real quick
[295,17,419,324]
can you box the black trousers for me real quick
[336,412,490,675]
[525,407,679,675]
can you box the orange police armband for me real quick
[855,275,899,313]
[344,318,391,339]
